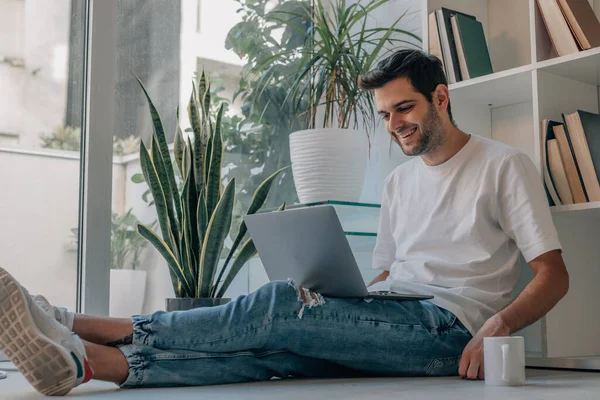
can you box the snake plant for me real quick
[136,72,287,299]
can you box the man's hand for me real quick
[458,314,510,380]
[368,270,389,287]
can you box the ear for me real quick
[432,84,450,114]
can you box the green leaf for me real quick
[197,189,208,266]
[135,75,183,225]
[215,238,257,299]
[131,173,145,184]
[137,223,193,297]
[198,178,236,298]
[204,121,213,186]
[186,148,200,270]
[212,165,289,296]
[151,135,180,251]
[179,196,195,296]
[205,105,224,219]
[173,107,185,179]
[182,139,192,180]
[199,71,212,123]
[188,87,205,195]
[139,141,174,251]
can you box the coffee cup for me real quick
[483,336,526,386]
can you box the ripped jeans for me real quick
[117,280,472,388]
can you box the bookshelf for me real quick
[423,0,600,369]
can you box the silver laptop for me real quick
[244,205,433,301]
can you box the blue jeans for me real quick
[117,281,472,388]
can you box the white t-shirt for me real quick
[368,134,562,335]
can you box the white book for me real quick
[451,15,470,81]
[435,9,457,84]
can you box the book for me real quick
[548,139,574,205]
[451,16,469,81]
[557,0,600,50]
[567,110,600,194]
[428,12,446,73]
[542,119,563,206]
[536,0,580,56]
[552,123,587,203]
[435,8,476,83]
[451,14,493,80]
[563,111,600,201]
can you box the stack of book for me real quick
[543,110,600,206]
[428,7,494,84]
[537,0,600,57]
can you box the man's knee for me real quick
[259,280,326,319]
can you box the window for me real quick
[0,0,86,310]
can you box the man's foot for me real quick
[0,267,93,396]
[32,294,74,331]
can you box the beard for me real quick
[397,104,444,157]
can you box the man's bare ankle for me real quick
[105,333,134,347]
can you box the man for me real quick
[0,49,569,396]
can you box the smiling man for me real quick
[0,49,570,396]
[360,49,570,380]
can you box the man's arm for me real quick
[458,249,569,380]
[368,270,390,287]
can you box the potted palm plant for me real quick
[70,209,151,317]
[263,0,420,203]
[135,72,287,311]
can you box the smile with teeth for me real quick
[398,126,417,139]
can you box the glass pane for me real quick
[0,0,86,309]
[109,0,305,316]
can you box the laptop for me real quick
[244,205,433,301]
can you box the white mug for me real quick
[483,336,526,386]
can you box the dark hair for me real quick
[359,49,455,125]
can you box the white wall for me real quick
[357,0,423,203]
[0,148,126,310]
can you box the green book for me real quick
[452,13,493,79]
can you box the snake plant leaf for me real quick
[180,201,195,295]
[135,76,182,223]
[182,139,192,182]
[215,201,287,298]
[151,135,180,250]
[206,104,224,219]
[213,165,289,296]
[173,107,185,179]
[188,87,205,195]
[215,238,257,299]
[139,141,174,251]
[198,71,211,124]
[186,148,200,266]
[137,223,192,297]
[198,178,235,297]
[204,122,213,186]
[196,189,208,282]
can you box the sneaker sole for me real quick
[0,268,77,396]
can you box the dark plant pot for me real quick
[165,297,231,311]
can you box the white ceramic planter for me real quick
[289,128,368,203]
[109,269,147,318]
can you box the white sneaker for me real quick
[0,267,93,396]
[32,294,73,331]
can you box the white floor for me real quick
[1,368,600,400]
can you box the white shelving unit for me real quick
[422,0,600,369]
